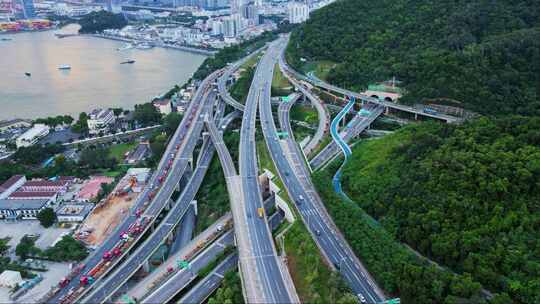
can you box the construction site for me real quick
[75,169,151,247]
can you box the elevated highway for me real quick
[259,38,386,303]
[278,54,330,156]
[217,47,266,111]
[310,103,383,170]
[280,48,460,124]
[45,70,223,304]
[177,253,238,304]
[81,93,219,303]
[238,37,300,303]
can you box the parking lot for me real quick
[0,221,72,251]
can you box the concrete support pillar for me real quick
[142,259,150,273]
[191,200,198,216]
[188,155,194,172]
[414,113,418,120]
[197,134,210,167]
[385,106,390,115]
[167,230,175,243]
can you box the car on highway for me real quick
[357,293,367,303]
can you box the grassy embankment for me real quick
[300,60,336,81]
[194,129,240,234]
[229,54,261,105]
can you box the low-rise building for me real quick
[0,175,74,219]
[0,175,26,199]
[153,99,172,115]
[87,108,116,135]
[15,124,49,148]
[0,118,32,133]
[0,270,23,288]
[56,203,93,222]
[0,198,55,220]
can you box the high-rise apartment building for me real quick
[20,0,35,19]
[288,1,309,24]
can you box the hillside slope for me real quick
[286,0,540,116]
[341,118,540,303]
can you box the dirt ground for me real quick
[78,192,138,247]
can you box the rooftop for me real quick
[153,99,171,106]
[0,175,25,193]
[8,191,57,199]
[22,180,70,188]
[89,108,113,120]
[17,124,49,141]
[0,198,50,210]
[0,118,31,129]
[56,203,93,217]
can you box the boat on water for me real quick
[58,64,71,70]
[120,60,136,64]
[54,33,77,39]
[117,43,134,51]
[136,42,154,50]
[25,72,31,77]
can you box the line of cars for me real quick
[42,73,221,304]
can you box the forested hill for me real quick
[286,0,540,116]
[341,117,540,303]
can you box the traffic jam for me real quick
[44,70,225,304]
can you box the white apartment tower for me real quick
[288,1,310,24]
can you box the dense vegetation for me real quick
[71,112,88,134]
[16,235,88,262]
[78,11,127,34]
[12,144,64,166]
[287,0,540,116]
[34,115,74,128]
[133,103,162,127]
[207,271,244,304]
[314,163,498,303]
[230,66,255,105]
[339,117,540,303]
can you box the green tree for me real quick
[78,11,127,34]
[42,235,88,261]
[72,112,89,134]
[287,0,540,116]
[15,236,40,260]
[112,108,123,117]
[133,103,162,127]
[0,238,10,256]
[163,112,183,136]
[37,208,57,228]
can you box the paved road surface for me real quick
[238,37,299,303]
[259,36,386,303]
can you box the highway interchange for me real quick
[258,37,385,303]
[44,31,439,304]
